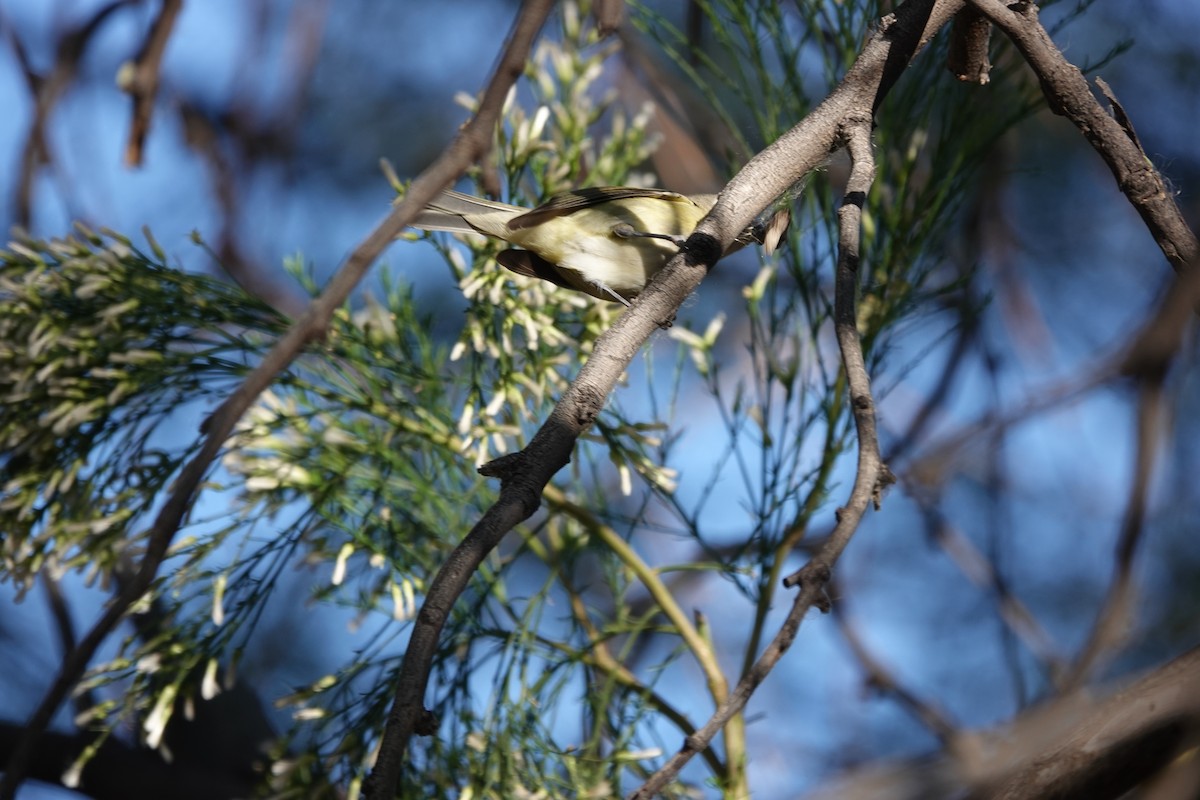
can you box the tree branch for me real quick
[1061,262,1200,690]
[1059,375,1164,691]
[969,0,1199,275]
[946,5,992,84]
[120,0,182,166]
[800,647,1200,800]
[6,1,133,227]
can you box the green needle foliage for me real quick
[1,226,286,590]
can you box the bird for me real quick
[410,186,788,304]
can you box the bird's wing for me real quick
[496,249,628,304]
[505,187,694,231]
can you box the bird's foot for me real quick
[611,222,687,248]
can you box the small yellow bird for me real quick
[411,187,788,304]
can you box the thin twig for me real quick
[1060,265,1200,689]
[789,112,891,583]
[921,505,1068,681]
[620,4,976,794]
[722,0,969,728]
[831,592,959,744]
[8,1,132,227]
[1058,377,1162,690]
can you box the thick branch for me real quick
[801,648,1200,800]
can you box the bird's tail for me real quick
[409,190,523,234]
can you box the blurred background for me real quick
[1,0,1199,798]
